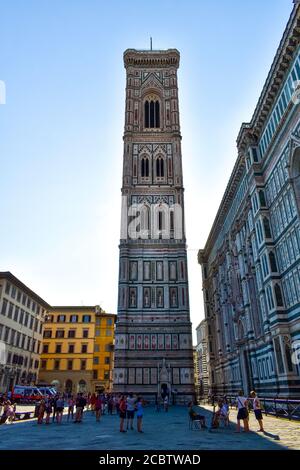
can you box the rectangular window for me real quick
[7,303,14,319]
[5,282,11,295]
[70,315,78,323]
[55,344,62,353]
[94,344,100,352]
[82,315,91,323]
[106,318,113,326]
[67,360,73,370]
[81,360,86,370]
[1,299,7,316]
[104,371,110,380]
[83,329,89,338]
[93,357,99,364]
[11,286,16,299]
[95,329,100,337]
[57,315,66,323]
[43,344,49,353]
[54,360,60,370]
[105,357,110,365]
[106,330,112,337]
[68,344,75,354]
[68,329,76,338]
[43,330,52,338]
[56,330,65,338]
[41,360,47,370]
[93,370,98,379]
[81,344,88,353]
[13,306,19,322]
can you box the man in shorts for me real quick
[250,390,264,432]
[126,393,136,430]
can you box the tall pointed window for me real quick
[156,157,165,178]
[144,99,160,128]
[141,156,150,178]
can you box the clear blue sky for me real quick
[0,0,293,342]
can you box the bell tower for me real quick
[113,48,195,403]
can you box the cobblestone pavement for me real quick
[0,405,299,450]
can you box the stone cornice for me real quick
[124,49,180,69]
[200,153,246,260]
[237,3,300,151]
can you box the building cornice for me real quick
[0,271,51,310]
[124,49,180,69]
[237,3,300,151]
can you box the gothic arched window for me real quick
[144,99,160,128]
[269,251,278,272]
[141,156,149,178]
[263,217,272,239]
[274,283,284,307]
[156,156,165,178]
[259,190,266,207]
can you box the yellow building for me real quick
[38,306,115,394]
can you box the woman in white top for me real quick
[235,390,249,433]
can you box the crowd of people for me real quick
[1,389,265,434]
[0,391,147,432]
[0,395,16,424]
[189,390,265,433]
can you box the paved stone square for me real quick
[0,405,299,450]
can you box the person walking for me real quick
[74,393,86,423]
[163,395,169,412]
[108,395,114,415]
[67,396,75,421]
[126,393,136,430]
[95,394,102,422]
[250,391,265,432]
[136,397,144,433]
[235,390,249,433]
[90,393,96,414]
[45,398,52,424]
[51,394,58,423]
[37,399,46,425]
[55,395,64,424]
[119,395,127,433]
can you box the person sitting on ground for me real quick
[188,401,206,428]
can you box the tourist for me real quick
[136,397,144,433]
[67,395,75,421]
[156,394,162,412]
[126,392,136,430]
[55,395,64,424]
[95,394,102,422]
[163,395,169,412]
[5,401,15,424]
[108,395,114,415]
[250,391,264,432]
[235,390,249,433]
[188,401,207,428]
[51,394,58,423]
[37,399,46,424]
[119,395,127,432]
[74,393,87,423]
[45,398,52,424]
[90,393,96,413]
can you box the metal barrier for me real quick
[208,395,300,421]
